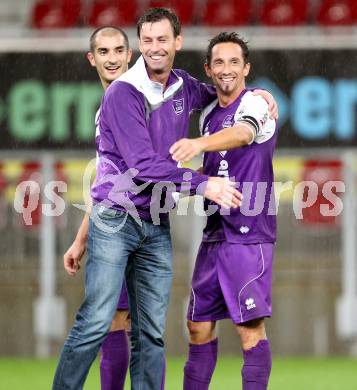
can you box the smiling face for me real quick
[205,42,250,104]
[87,31,132,90]
[138,18,182,83]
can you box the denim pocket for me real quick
[94,205,127,220]
[91,206,129,234]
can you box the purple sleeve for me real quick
[101,81,208,191]
[177,70,217,111]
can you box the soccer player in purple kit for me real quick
[170,32,277,390]
[63,26,133,390]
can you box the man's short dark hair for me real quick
[206,32,249,66]
[89,26,130,52]
[137,7,181,38]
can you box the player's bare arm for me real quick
[170,122,255,163]
[63,213,89,276]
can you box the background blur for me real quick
[1,0,357,366]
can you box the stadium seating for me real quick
[316,0,357,26]
[29,0,357,28]
[201,0,252,26]
[31,0,81,28]
[146,0,196,25]
[259,0,309,26]
[87,0,138,27]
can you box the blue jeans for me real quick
[52,207,173,390]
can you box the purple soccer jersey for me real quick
[187,241,274,324]
[91,56,216,222]
[201,89,277,244]
[187,89,277,324]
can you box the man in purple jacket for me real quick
[52,9,242,390]
[170,32,277,390]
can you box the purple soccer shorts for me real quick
[187,241,274,324]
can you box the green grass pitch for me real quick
[1,356,356,389]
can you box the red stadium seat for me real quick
[300,159,343,227]
[87,0,138,27]
[32,0,81,29]
[259,0,309,26]
[16,161,67,228]
[202,0,252,26]
[147,0,196,25]
[16,161,42,227]
[316,0,357,26]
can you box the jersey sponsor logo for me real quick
[245,298,256,310]
[218,159,229,177]
[222,114,234,128]
[173,98,184,115]
[218,151,227,157]
[239,226,250,234]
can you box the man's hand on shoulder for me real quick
[253,89,278,120]
[170,138,203,163]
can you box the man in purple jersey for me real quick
[52,9,243,390]
[63,27,133,390]
[171,32,277,390]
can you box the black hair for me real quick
[206,32,249,65]
[137,7,181,38]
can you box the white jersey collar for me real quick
[117,56,183,106]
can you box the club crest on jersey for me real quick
[222,114,234,128]
[173,98,184,115]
